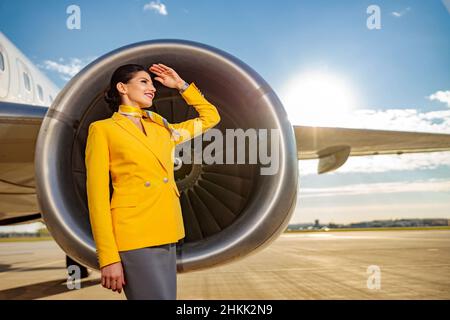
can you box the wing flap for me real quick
[0,102,47,224]
[295,125,450,160]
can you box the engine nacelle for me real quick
[34,39,298,272]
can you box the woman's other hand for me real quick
[149,63,186,90]
[100,261,126,294]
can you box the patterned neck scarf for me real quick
[118,104,180,141]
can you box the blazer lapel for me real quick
[112,112,172,174]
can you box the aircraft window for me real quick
[23,72,31,91]
[0,52,4,71]
[37,85,44,101]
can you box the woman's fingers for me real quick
[111,264,124,294]
[149,68,163,75]
[111,278,117,292]
[158,63,172,71]
[151,64,174,75]
[103,276,124,293]
[150,64,163,71]
[150,64,167,73]
[121,267,126,286]
[149,67,163,75]
[150,68,171,78]
[116,278,123,293]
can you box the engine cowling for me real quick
[34,39,298,272]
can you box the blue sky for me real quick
[0,0,449,230]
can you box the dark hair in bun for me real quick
[104,64,150,112]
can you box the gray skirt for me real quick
[119,242,177,300]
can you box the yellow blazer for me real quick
[85,83,221,269]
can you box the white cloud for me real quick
[429,90,450,107]
[299,178,450,198]
[329,108,450,133]
[39,57,97,82]
[391,7,411,17]
[143,1,168,15]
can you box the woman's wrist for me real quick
[176,80,187,90]
[178,81,190,94]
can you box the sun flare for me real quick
[280,71,358,126]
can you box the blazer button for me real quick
[163,177,169,183]
[144,181,151,187]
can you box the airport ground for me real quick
[0,230,449,300]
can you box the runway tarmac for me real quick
[0,230,449,300]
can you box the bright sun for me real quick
[280,71,358,126]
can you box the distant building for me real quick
[287,218,449,231]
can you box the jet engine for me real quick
[34,39,298,272]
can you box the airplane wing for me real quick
[0,102,47,225]
[294,125,450,174]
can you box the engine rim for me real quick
[34,39,298,272]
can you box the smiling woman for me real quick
[280,71,358,126]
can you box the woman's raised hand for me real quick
[100,261,126,294]
[149,63,186,90]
